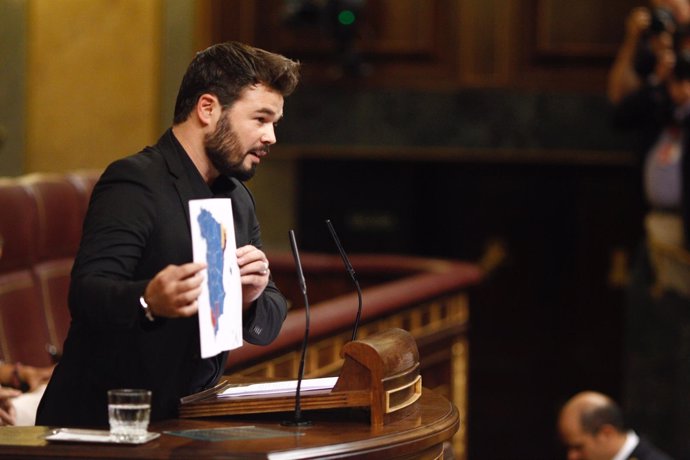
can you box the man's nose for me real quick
[262,125,276,145]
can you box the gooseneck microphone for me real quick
[325,219,362,342]
[282,229,312,427]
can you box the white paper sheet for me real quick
[45,428,160,444]
[218,377,338,398]
[189,198,243,358]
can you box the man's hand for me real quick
[0,387,20,426]
[143,263,206,318]
[236,245,270,308]
[626,7,651,41]
[654,47,677,82]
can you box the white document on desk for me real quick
[189,198,243,359]
[218,377,338,398]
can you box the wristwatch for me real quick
[139,296,155,322]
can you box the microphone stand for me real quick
[325,219,363,342]
[282,229,312,427]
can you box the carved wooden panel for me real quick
[535,0,633,58]
[511,0,642,90]
[208,0,461,87]
[202,0,645,91]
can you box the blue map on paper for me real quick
[197,208,227,334]
[190,198,242,358]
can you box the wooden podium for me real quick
[0,389,458,459]
[179,328,423,426]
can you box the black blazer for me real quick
[629,437,675,460]
[37,129,288,427]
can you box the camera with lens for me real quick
[633,7,677,78]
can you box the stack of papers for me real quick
[218,377,338,398]
[45,428,160,444]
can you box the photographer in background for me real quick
[610,4,690,455]
[608,0,690,104]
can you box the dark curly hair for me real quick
[173,41,300,124]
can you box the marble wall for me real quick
[0,0,27,176]
[277,86,630,152]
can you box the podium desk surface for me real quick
[0,389,458,460]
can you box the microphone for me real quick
[282,229,312,427]
[325,219,362,342]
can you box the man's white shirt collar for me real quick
[613,431,639,460]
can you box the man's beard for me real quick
[204,115,257,181]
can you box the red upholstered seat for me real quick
[23,173,84,262]
[0,179,52,365]
[0,179,38,272]
[22,174,87,356]
[0,172,100,365]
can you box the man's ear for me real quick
[596,424,618,440]
[196,94,219,126]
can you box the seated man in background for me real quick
[0,235,54,426]
[0,361,53,426]
[0,386,19,426]
[558,391,673,460]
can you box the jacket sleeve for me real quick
[242,282,289,345]
[232,181,288,345]
[68,156,157,330]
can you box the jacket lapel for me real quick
[157,129,198,233]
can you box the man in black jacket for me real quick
[558,391,674,460]
[37,42,300,427]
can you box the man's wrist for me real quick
[139,295,155,322]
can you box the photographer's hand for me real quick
[626,7,651,40]
[654,47,676,84]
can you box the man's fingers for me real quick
[0,407,15,426]
[160,263,206,282]
[175,286,203,307]
[165,274,203,308]
[235,245,255,257]
[144,262,207,318]
[0,388,21,399]
[176,301,199,318]
[158,265,204,294]
[177,272,204,290]
[239,260,269,275]
[236,246,268,267]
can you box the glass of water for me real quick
[107,389,151,442]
